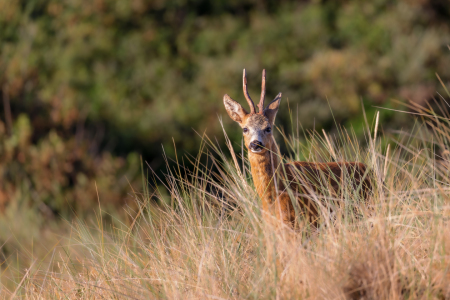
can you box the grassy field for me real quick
[2,99,450,299]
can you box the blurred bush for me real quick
[0,0,449,218]
[0,115,139,216]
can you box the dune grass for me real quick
[3,101,450,299]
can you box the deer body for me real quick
[224,69,371,227]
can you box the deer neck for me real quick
[248,137,280,211]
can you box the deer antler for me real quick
[243,69,256,114]
[258,69,266,114]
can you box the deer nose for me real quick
[249,140,264,151]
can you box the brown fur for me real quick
[223,70,372,228]
[246,137,371,227]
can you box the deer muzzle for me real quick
[249,140,264,153]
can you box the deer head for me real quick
[223,69,282,154]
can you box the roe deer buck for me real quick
[223,69,371,228]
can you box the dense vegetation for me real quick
[1,0,449,218]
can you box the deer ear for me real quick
[264,93,281,124]
[223,94,248,125]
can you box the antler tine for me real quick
[243,69,256,114]
[258,69,266,114]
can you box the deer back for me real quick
[281,161,371,199]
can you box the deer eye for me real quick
[265,127,271,133]
[243,128,249,133]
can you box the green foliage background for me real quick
[0,0,449,220]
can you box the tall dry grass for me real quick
[4,100,450,299]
